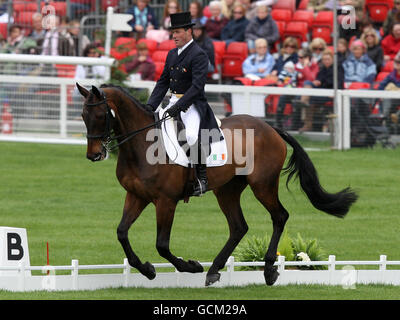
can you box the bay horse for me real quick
[76,83,358,286]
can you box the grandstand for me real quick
[0,0,399,147]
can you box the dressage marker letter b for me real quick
[7,233,24,260]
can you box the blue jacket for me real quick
[342,53,376,84]
[242,53,275,77]
[272,53,298,74]
[221,17,249,43]
[377,70,400,90]
[127,5,159,30]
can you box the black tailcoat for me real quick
[147,41,220,135]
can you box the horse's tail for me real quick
[274,127,358,218]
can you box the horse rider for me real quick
[145,12,221,197]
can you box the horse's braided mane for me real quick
[100,83,151,114]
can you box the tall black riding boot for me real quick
[191,144,208,197]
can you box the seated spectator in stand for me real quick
[275,61,299,129]
[1,25,36,54]
[75,44,106,80]
[161,0,181,29]
[127,0,158,40]
[221,0,238,19]
[193,22,215,73]
[204,1,229,41]
[361,27,383,72]
[383,0,400,37]
[377,51,400,124]
[337,38,350,66]
[244,5,279,54]
[270,37,299,76]
[221,4,249,45]
[64,20,91,56]
[125,42,155,81]
[309,37,327,67]
[381,23,400,63]
[242,38,275,80]
[243,0,278,20]
[41,15,74,56]
[343,39,376,86]
[190,1,208,25]
[27,13,46,46]
[299,49,344,132]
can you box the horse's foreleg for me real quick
[117,192,155,280]
[206,178,248,286]
[155,198,204,273]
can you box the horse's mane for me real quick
[100,83,152,115]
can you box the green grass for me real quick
[0,141,399,299]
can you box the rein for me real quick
[85,98,171,152]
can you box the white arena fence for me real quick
[0,54,399,149]
[1,255,400,292]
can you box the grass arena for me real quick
[0,138,399,300]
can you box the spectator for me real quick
[275,61,299,129]
[381,23,400,62]
[361,27,383,72]
[221,4,249,45]
[243,0,278,20]
[244,5,279,54]
[204,1,229,41]
[193,22,215,73]
[237,0,252,19]
[342,39,376,86]
[383,1,400,37]
[75,44,106,80]
[1,25,36,54]
[221,0,238,19]
[161,0,181,30]
[271,37,299,76]
[337,38,349,66]
[242,38,275,80]
[64,20,91,56]
[41,15,74,56]
[27,13,46,45]
[189,1,207,25]
[299,49,344,132]
[377,51,400,123]
[127,0,158,40]
[309,37,327,67]
[125,42,155,81]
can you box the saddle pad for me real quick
[157,108,228,168]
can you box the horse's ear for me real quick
[91,85,103,99]
[76,83,89,98]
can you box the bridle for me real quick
[84,92,170,152]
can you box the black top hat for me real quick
[168,12,195,30]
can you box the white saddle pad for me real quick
[157,107,228,168]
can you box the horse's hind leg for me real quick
[206,177,248,286]
[117,192,155,280]
[250,181,289,286]
[155,197,204,273]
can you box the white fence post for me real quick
[71,259,79,290]
[123,258,130,288]
[227,256,234,285]
[278,255,285,274]
[328,255,336,285]
[60,83,67,138]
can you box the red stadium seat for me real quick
[0,23,7,39]
[41,2,67,17]
[102,0,119,12]
[137,38,158,55]
[110,47,129,60]
[292,10,314,30]
[271,9,292,23]
[275,21,286,38]
[158,39,175,51]
[382,60,394,72]
[114,37,136,51]
[222,42,248,78]
[154,62,165,81]
[55,64,76,78]
[375,71,390,82]
[272,0,296,13]
[365,0,391,23]
[233,77,253,86]
[347,82,371,90]
[203,5,211,18]
[297,0,310,10]
[283,21,309,46]
[312,11,333,44]
[14,11,35,26]
[152,50,168,63]
[213,40,226,67]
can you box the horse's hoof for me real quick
[205,273,221,286]
[142,261,156,280]
[188,260,204,273]
[264,266,279,286]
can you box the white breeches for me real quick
[167,94,200,146]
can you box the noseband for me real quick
[84,92,170,151]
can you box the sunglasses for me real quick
[233,11,243,14]
[284,45,296,49]
[313,47,324,51]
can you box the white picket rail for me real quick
[1,255,400,292]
